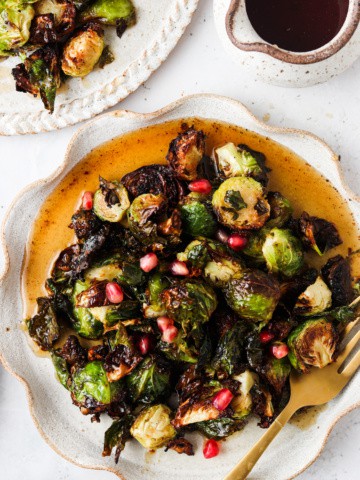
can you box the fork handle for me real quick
[223,402,297,480]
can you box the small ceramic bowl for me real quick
[0,95,359,480]
[214,0,360,87]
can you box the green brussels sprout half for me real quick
[224,270,281,324]
[204,255,243,288]
[80,0,135,27]
[84,255,124,282]
[294,276,332,316]
[71,360,123,406]
[298,212,342,256]
[51,352,70,389]
[173,388,221,428]
[262,228,304,278]
[212,322,248,376]
[242,229,268,264]
[93,177,130,222]
[196,417,245,440]
[127,193,166,245]
[180,192,217,237]
[214,142,264,181]
[0,1,36,54]
[72,280,104,339]
[287,318,338,372]
[130,404,176,449]
[158,332,198,364]
[266,192,293,228]
[143,272,169,318]
[26,297,60,350]
[262,357,291,396]
[126,355,170,404]
[212,177,270,231]
[177,239,209,268]
[231,370,258,419]
[61,23,104,77]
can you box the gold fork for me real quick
[224,318,360,480]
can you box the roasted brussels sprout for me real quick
[231,370,258,418]
[212,177,270,231]
[51,352,70,389]
[0,1,36,55]
[103,415,133,463]
[143,273,169,318]
[126,355,170,403]
[166,128,205,181]
[242,228,267,264]
[287,318,337,372]
[130,404,176,449]
[177,239,209,269]
[93,177,130,222]
[61,22,104,77]
[158,332,198,364]
[262,357,291,396]
[212,322,248,377]
[57,334,87,367]
[27,297,60,350]
[262,228,304,278]
[70,209,101,240]
[127,193,166,245]
[71,280,105,339]
[80,0,135,27]
[204,255,243,288]
[12,45,61,112]
[266,192,293,228]
[321,255,353,307]
[224,270,281,324]
[173,390,221,428]
[297,212,342,255]
[84,255,123,282]
[214,142,267,184]
[180,192,217,237]
[32,0,76,43]
[294,276,332,316]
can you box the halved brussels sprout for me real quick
[294,276,332,316]
[158,332,198,364]
[214,142,265,181]
[298,211,342,256]
[262,357,291,395]
[242,228,267,264]
[93,178,130,222]
[266,192,293,228]
[287,318,337,372]
[321,255,353,307]
[127,193,165,244]
[166,128,205,181]
[204,254,243,288]
[231,370,258,418]
[84,256,123,282]
[61,22,104,77]
[71,280,104,339]
[173,393,220,428]
[177,239,209,268]
[262,228,304,278]
[212,177,270,230]
[33,0,76,42]
[80,0,135,27]
[0,1,36,54]
[126,355,170,403]
[130,404,176,449]
[212,321,248,376]
[143,272,169,318]
[224,270,281,324]
[180,192,217,237]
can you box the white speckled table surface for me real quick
[0,2,359,479]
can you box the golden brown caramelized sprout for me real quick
[167,128,206,181]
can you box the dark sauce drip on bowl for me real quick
[246,0,349,52]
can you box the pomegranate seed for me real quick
[137,335,152,355]
[215,229,229,244]
[270,342,289,359]
[140,253,158,272]
[162,325,178,343]
[203,439,220,459]
[212,388,234,411]
[82,191,93,210]
[188,179,212,195]
[157,316,174,333]
[105,282,124,304]
[260,331,275,344]
[227,233,248,251]
[170,260,189,276]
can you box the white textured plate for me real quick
[0,95,359,480]
[0,0,199,135]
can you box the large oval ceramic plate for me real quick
[0,0,199,136]
[0,95,359,480]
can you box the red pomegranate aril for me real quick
[188,179,212,195]
[82,191,93,210]
[157,316,174,333]
[227,233,248,251]
[105,282,124,304]
[140,253,158,272]
[271,343,289,359]
[137,335,152,355]
[215,229,229,244]
[170,260,189,276]
[203,439,220,459]
[260,331,275,344]
[162,325,178,343]
[212,388,234,411]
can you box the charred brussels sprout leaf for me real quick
[262,357,291,396]
[127,193,166,245]
[180,193,217,237]
[196,417,245,439]
[294,276,332,316]
[126,355,170,403]
[27,297,60,350]
[51,352,70,389]
[61,22,104,77]
[243,229,267,264]
[130,404,176,449]
[31,1,77,44]
[80,0,135,27]
[0,1,36,54]
[70,209,101,240]
[224,270,281,324]
[12,45,61,113]
[262,228,304,278]
[93,177,130,222]
[298,212,342,256]
[143,272,169,318]
[266,192,293,228]
[166,128,205,181]
[212,177,270,231]
[212,322,248,377]
[72,280,104,339]
[287,318,338,372]
[103,415,133,463]
[158,332,198,364]
[321,255,353,307]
